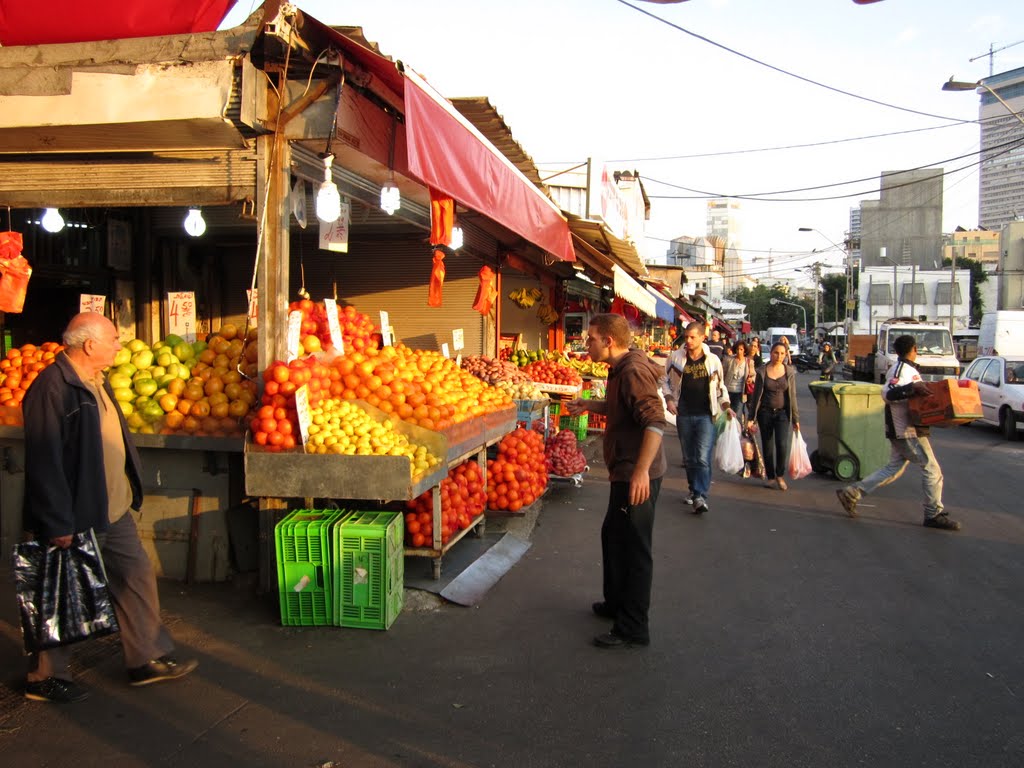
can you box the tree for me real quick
[820,273,848,326]
[940,255,987,325]
[727,284,813,333]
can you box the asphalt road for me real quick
[1,372,1021,767]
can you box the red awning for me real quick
[295,16,574,264]
[713,318,734,338]
[0,0,237,46]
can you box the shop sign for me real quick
[80,293,106,315]
[166,291,196,342]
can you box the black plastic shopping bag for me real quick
[12,530,119,653]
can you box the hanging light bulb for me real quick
[183,208,207,237]
[451,225,464,250]
[316,155,341,223]
[380,172,401,215]
[41,208,65,233]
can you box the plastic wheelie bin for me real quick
[807,381,890,481]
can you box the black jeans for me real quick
[757,408,793,481]
[601,478,661,642]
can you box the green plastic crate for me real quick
[332,510,404,630]
[559,414,588,441]
[275,508,346,626]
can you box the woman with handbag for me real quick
[748,342,800,490]
[722,341,753,420]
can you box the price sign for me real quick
[318,199,351,253]
[246,288,259,326]
[79,294,106,315]
[323,298,345,354]
[441,343,450,358]
[286,310,303,362]
[379,310,392,347]
[167,291,197,343]
[294,384,311,446]
[452,328,464,351]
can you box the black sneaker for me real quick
[25,677,90,703]
[923,514,961,532]
[593,631,649,649]
[692,497,708,515]
[128,656,198,687]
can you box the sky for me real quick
[221,0,1022,285]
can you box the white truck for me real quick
[978,310,1024,357]
[868,318,961,383]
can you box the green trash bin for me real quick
[807,381,890,482]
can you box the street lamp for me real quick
[799,227,853,340]
[769,297,808,338]
[942,77,1024,127]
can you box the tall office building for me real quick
[849,206,862,266]
[978,66,1024,231]
[706,199,742,246]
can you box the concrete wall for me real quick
[999,221,1024,309]
[859,170,943,270]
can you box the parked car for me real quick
[960,356,1024,440]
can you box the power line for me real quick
[615,0,972,124]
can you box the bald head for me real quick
[63,312,116,350]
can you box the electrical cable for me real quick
[614,0,972,124]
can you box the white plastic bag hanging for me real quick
[787,427,813,480]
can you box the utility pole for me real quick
[949,246,957,336]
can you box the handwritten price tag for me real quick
[323,298,344,354]
[286,310,303,362]
[452,328,464,351]
[379,310,392,347]
[79,294,106,315]
[167,291,197,343]
[294,384,311,447]
[441,343,450,359]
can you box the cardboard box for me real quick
[909,379,982,427]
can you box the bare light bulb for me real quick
[451,226,464,250]
[380,173,401,215]
[41,208,65,233]
[316,155,341,223]
[184,208,206,237]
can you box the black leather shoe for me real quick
[593,631,649,649]
[592,601,616,619]
[25,677,90,703]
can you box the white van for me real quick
[978,311,1024,357]
[766,326,800,357]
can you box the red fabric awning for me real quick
[296,16,574,264]
[0,0,237,46]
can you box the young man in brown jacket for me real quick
[566,313,668,649]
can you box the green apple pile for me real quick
[109,334,206,434]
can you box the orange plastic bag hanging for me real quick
[428,189,454,308]
[0,232,32,313]
[472,265,497,315]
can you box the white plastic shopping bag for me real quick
[787,427,813,480]
[714,416,744,475]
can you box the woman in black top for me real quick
[748,342,800,490]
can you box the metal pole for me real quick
[910,262,917,319]
[949,245,957,335]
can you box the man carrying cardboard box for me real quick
[836,335,961,531]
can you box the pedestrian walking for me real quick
[722,340,754,419]
[748,342,800,490]
[565,314,667,649]
[662,321,734,514]
[707,328,725,361]
[21,312,198,703]
[836,335,960,530]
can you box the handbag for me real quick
[12,529,120,653]
[745,378,755,396]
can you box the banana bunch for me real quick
[509,287,544,309]
[566,358,610,378]
[536,301,559,325]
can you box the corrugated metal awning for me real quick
[567,216,647,276]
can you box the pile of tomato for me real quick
[288,299,378,355]
[405,460,486,547]
[486,428,548,513]
[522,360,582,387]
[251,356,333,450]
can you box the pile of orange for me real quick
[0,342,63,408]
[405,460,486,548]
[326,344,512,432]
[486,428,548,513]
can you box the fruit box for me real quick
[909,380,982,427]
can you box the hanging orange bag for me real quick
[0,232,32,313]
